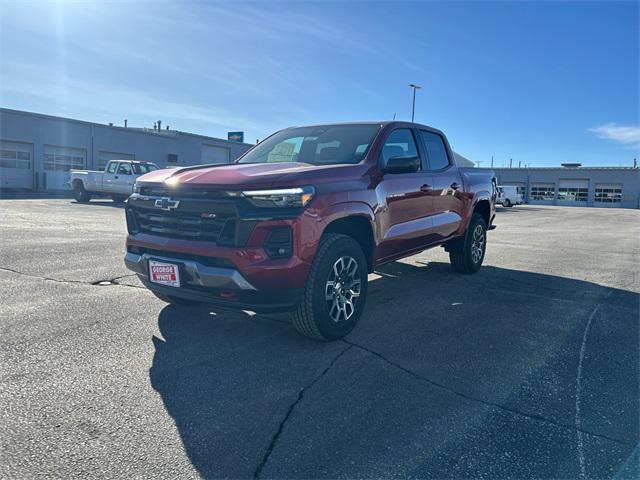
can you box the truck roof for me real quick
[284,120,445,135]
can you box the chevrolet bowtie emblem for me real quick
[154,197,180,211]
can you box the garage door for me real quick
[98,151,135,170]
[44,145,86,190]
[558,179,588,203]
[0,140,33,189]
[595,183,622,208]
[201,144,230,164]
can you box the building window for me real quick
[0,141,31,169]
[530,184,555,200]
[557,187,588,202]
[44,145,86,171]
[595,184,622,203]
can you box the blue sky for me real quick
[1,0,638,167]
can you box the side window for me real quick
[107,162,118,174]
[381,129,418,167]
[420,131,450,170]
[117,162,132,175]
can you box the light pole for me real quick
[409,84,422,122]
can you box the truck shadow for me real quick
[149,262,638,478]
[69,200,126,209]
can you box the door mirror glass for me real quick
[384,155,420,174]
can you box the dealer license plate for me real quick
[149,260,180,287]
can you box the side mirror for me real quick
[383,155,420,174]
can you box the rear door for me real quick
[419,130,465,240]
[376,127,434,261]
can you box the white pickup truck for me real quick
[69,160,159,203]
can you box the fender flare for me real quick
[319,201,376,232]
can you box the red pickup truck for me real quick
[124,122,496,340]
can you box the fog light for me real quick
[264,227,293,258]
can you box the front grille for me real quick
[127,193,244,244]
[135,209,234,242]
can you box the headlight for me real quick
[132,183,141,194]
[241,186,315,208]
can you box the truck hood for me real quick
[137,162,365,189]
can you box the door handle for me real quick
[450,182,460,190]
[114,175,119,179]
[420,184,431,192]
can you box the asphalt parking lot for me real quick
[1,199,638,479]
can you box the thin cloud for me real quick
[589,123,640,145]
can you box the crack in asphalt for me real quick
[342,339,631,447]
[253,344,354,479]
[0,266,143,289]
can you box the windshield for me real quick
[238,124,380,165]
[132,163,158,174]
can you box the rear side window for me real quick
[381,129,418,165]
[420,131,450,170]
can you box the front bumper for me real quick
[125,252,257,290]
[124,251,303,312]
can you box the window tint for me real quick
[117,162,132,174]
[420,131,450,170]
[107,162,118,173]
[132,163,158,174]
[238,125,379,165]
[381,129,418,165]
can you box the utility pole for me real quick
[518,160,521,168]
[409,84,422,122]
[509,158,513,168]
[491,155,494,168]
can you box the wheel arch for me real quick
[321,211,375,273]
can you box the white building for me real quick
[0,108,253,191]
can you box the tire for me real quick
[449,213,487,274]
[502,198,511,207]
[152,291,201,306]
[73,182,92,203]
[292,233,368,341]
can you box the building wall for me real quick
[0,108,253,190]
[494,167,640,209]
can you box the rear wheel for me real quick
[449,213,487,274]
[292,234,368,341]
[152,291,201,306]
[73,182,92,203]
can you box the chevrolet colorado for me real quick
[124,122,496,340]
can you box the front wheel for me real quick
[449,213,487,274]
[73,182,92,203]
[502,198,512,207]
[292,234,368,341]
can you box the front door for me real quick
[103,161,119,193]
[419,130,465,240]
[375,128,434,261]
[114,162,135,194]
